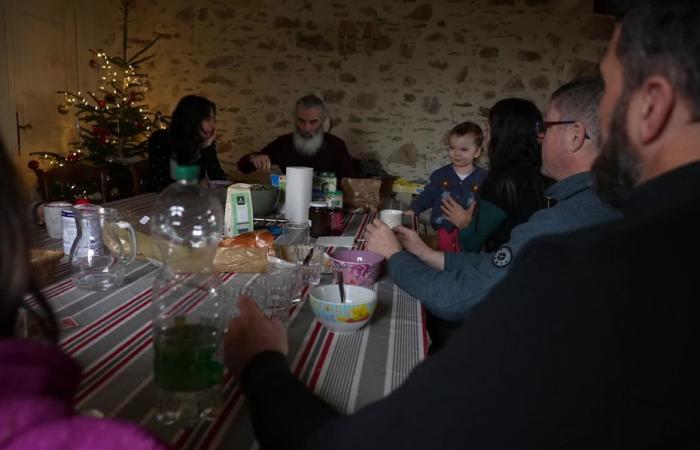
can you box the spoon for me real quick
[302,246,314,266]
[338,271,346,304]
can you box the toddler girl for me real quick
[405,122,488,252]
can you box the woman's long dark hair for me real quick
[0,138,58,342]
[485,98,545,209]
[168,95,216,164]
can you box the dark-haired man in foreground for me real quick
[224,2,700,448]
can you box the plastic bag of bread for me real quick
[214,230,274,273]
[341,178,382,211]
[213,247,267,273]
[218,230,275,255]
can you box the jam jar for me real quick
[309,202,329,237]
[328,207,345,236]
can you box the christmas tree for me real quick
[40,0,164,166]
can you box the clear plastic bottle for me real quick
[150,165,225,425]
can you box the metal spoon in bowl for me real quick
[338,271,346,304]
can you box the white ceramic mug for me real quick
[44,201,72,239]
[379,209,403,229]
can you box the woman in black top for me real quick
[431,98,549,352]
[444,98,549,252]
[478,97,549,250]
[148,95,228,192]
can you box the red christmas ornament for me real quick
[66,153,79,162]
[100,135,110,145]
[89,59,98,69]
[91,125,110,137]
[98,100,106,108]
[27,160,40,170]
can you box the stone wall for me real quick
[88,0,612,181]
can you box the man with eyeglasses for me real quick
[225,2,700,448]
[361,76,620,332]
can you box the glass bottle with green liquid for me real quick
[150,165,225,425]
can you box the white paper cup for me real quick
[44,202,72,239]
[379,209,403,229]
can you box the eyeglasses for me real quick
[536,121,590,139]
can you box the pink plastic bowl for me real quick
[329,250,385,287]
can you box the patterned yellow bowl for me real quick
[309,284,377,333]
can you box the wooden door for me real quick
[0,0,80,195]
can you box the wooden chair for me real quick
[32,163,108,204]
[128,159,153,195]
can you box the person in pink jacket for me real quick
[0,138,167,450]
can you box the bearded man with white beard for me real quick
[224,2,700,449]
[237,94,354,179]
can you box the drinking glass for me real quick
[245,272,298,328]
[295,244,324,286]
[276,222,310,262]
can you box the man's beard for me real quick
[591,91,642,208]
[293,130,324,157]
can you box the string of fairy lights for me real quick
[31,44,165,169]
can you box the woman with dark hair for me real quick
[425,98,548,351]
[443,98,548,252]
[148,95,228,192]
[0,139,167,449]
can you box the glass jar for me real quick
[309,202,329,237]
[329,207,345,236]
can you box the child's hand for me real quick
[403,210,415,216]
[441,197,476,229]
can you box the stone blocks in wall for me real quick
[92,0,609,182]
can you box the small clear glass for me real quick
[296,244,324,286]
[276,222,310,262]
[281,222,310,245]
[245,272,299,328]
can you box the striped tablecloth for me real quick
[31,194,428,450]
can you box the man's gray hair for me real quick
[295,94,327,119]
[551,76,604,149]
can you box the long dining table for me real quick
[30,193,428,450]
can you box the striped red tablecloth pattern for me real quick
[31,194,427,450]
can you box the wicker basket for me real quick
[30,249,64,287]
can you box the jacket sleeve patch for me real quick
[492,246,513,267]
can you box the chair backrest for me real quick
[128,159,153,195]
[32,163,108,204]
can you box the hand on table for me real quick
[441,196,476,229]
[250,154,272,172]
[224,295,288,378]
[365,218,403,259]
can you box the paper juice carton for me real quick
[224,183,254,236]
